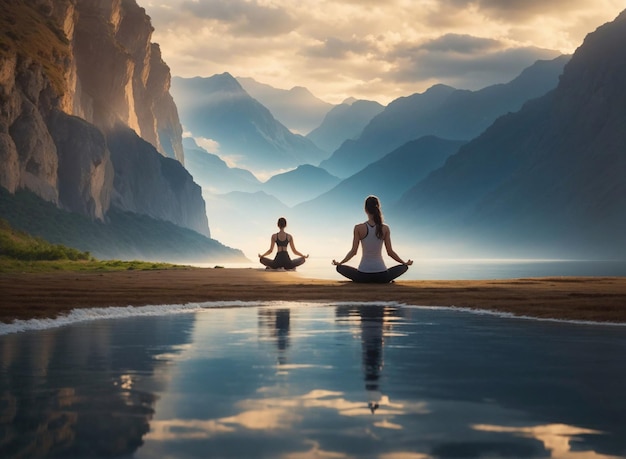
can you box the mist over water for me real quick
[196,202,626,279]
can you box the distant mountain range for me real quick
[236,77,333,135]
[183,137,261,193]
[296,136,465,224]
[262,165,340,207]
[394,10,626,258]
[306,99,385,153]
[320,56,570,178]
[171,73,328,174]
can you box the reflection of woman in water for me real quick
[259,217,308,270]
[332,195,412,283]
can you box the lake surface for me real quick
[195,258,626,281]
[1,303,625,458]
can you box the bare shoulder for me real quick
[354,223,367,238]
[383,224,391,236]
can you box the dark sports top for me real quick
[276,234,290,247]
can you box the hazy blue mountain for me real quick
[182,137,260,193]
[320,56,569,178]
[261,164,340,207]
[237,77,333,135]
[171,73,328,173]
[306,99,385,153]
[296,136,464,224]
[394,11,626,258]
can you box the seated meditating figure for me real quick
[332,195,412,283]
[258,217,308,270]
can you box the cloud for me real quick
[304,36,375,60]
[389,35,561,89]
[437,0,594,20]
[144,0,624,104]
[417,34,502,54]
[195,136,220,153]
[149,0,299,37]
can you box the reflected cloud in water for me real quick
[473,424,622,459]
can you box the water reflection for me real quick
[258,308,291,365]
[0,315,195,458]
[473,424,621,459]
[2,304,626,458]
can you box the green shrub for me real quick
[0,219,91,261]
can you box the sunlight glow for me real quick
[144,1,625,103]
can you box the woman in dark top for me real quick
[259,217,308,270]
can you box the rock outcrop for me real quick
[0,0,206,237]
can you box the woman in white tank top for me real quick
[332,196,413,283]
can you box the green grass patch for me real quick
[0,219,188,272]
[0,218,91,261]
[0,257,186,273]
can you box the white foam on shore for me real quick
[403,304,626,327]
[1,301,624,336]
[0,301,252,336]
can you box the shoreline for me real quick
[1,268,625,324]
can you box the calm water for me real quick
[1,303,625,458]
[195,258,626,281]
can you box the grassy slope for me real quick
[0,187,245,266]
[0,219,186,272]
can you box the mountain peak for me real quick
[209,72,244,92]
[423,83,457,96]
[289,86,313,95]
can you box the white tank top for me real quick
[358,223,386,273]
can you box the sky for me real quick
[143,0,625,104]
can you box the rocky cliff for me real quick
[0,0,206,236]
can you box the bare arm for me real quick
[289,235,308,258]
[332,225,362,265]
[258,235,276,258]
[383,226,413,265]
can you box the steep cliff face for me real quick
[70,0,184,163]
[106,124,210,237]
[0,0,203,236]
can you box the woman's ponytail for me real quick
[364,195,384,239]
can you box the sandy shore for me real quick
[1,268,625,323]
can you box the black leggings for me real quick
[336,264,408,283]
[260,251,306,270]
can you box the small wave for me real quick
[0,301,259,336]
